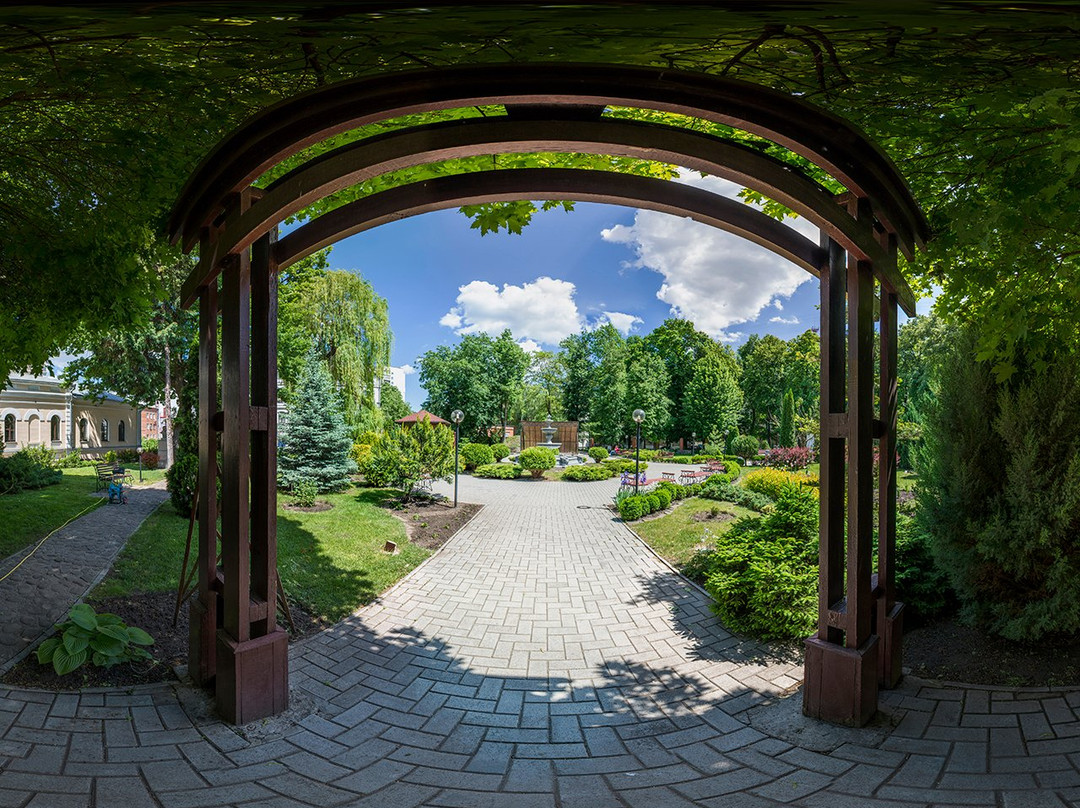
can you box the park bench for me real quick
[94,462,132,492]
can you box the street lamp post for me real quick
[450,409,464,507]
[632,409,645,496]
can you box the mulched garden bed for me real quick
[904,615,1080,688]
[3,496,481,691]
[2,592,326,691]
[380,495,482,550]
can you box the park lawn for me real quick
[0,467,104,560]
[93,487,425,623]
[632,496,758,569]
[802,462,916,492]
[128,468,168,486]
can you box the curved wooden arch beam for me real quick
[170,64,927,258]
[271,168,826,279]
[186,117,912,313]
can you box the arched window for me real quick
[3,415,14,444]
[50,416,60,442]
[100,419,109,442]
[118,420,126,442]
[79,418,88,443]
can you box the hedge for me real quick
[474,463,523,479]
[561,464,614,481]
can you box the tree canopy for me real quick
[2,4,1080,380]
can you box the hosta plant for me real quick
[37,604,154,676]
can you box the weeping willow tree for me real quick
[300,270,392,429]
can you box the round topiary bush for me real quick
[460,442,495,471]
[654,488,672,509]
[518,447,557,478]
[491,443,510,461]
[588,446,609,462]
[618,495,646,521]
[645,493,661,513]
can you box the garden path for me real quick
[0,481,168,674]
[1,469,1079,807]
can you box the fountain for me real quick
[536,417,561,453]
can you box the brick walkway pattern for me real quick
[0,482,169,674]
[1,469,1079,807]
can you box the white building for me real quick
[374,365,408,406]
[1,375,140,456]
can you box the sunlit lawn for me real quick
[803,462,916,491]
[632,496,757,569]
[94,487,424,623]
[0,467,104,559]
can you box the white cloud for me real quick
[399,364,415,375]
[440,276,584,345]
[518,338,542,354]
[597,310,643,336]
[773,300,783,310]
[769,316,801,325]
[602,173,817,340]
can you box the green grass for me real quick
[127,468,167,486]
[0,467,105,559]
[632,496,757,569]
[94,487,425,623]
[796,462,916,491]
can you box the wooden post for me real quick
[877,275,904,687]
[189,240,218,687]
[804,211,879,726]
[214,191,288,724]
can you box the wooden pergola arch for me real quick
[170,63,928,726]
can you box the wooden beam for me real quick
[273,168,825,277]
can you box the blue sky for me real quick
[324,174,834,410]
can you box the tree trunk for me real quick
[164,342,175,469]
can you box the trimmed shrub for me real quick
[618,495,646,521]
[741,468,819,501]
[460,442,495,471]
[699,477,773,512]
[350,442,373,471]
[654,487,672,509]
[700,484,820,640]
[588,446,609,462]
[491,443,510,461]
[519,447,557,478]
[292,477,318,507]
[731,435,760,462]
[0,446,62,495]
[762,446,816,470]
[475,463,523,479]
[602,457,648,474]
[561,464,614,481]
[645,493,661,513]
[141,437,159,453]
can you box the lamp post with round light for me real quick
[632,409,645,496]
[450,409,464,507]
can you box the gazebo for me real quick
[395,410,449,428]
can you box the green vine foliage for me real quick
[37,604,154,676]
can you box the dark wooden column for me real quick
[877,274,904,687]
[214,191,288,724]
[189,237,219,687]
[803,224,880,726]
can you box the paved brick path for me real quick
[0,482,169,674]
[1,469,1078,807]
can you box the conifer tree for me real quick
[779,388,795,448]
[278,352,354,493]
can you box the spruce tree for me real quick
[779,388,795,448]
[278,352,354,493]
